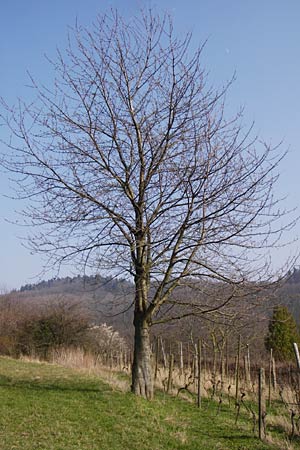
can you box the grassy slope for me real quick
[0,357,283,450]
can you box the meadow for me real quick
[0,355,295,450]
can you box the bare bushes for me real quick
[0,295,127,361]
[16,301,91,359]
[0,296,90,358]
[0,294,27,355]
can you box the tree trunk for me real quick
[131,314,153,399]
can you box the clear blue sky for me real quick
[0,0,299,290]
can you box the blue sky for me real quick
[0,0,299,289]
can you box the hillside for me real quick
[3,269,300,353]
[13,274,135,340]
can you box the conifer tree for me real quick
[265,306,300,361]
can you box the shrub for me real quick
[87,323,127,361]
[15,301,90,359]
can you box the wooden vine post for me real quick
[258,368,266,440]
[160,337,167,369]
[187,342,191,372]
[225,339,229,378]
[154,336,159,381]
[179,341,184,376]
[293,342,300,368]
[293,342,300,391]
[246,343,251,384]
[197,338,202,408]
[268,348,273,407]
[235,335,241,403]
[167,353,174,393]
[194,344,198,392]
[271,356,277,391]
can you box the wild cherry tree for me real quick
[1,10,293,398]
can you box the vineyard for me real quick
[47,334,300,448]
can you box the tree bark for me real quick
[131,314,153,399]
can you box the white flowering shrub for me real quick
[88,323,127,356]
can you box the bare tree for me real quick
[0,10,295,398]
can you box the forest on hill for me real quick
[16,274,134,342]
[0,267,297,359]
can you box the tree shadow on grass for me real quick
[0,375,108,394]
[212,434,256,440]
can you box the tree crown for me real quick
[1,9,294,322]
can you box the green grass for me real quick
[0,357,286,449]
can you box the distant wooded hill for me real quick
[286,267,300,284]
[17,274,134,341]
[7,267,300,348]
[20,274,133,296]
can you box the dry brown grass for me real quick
[21,348,131,392]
